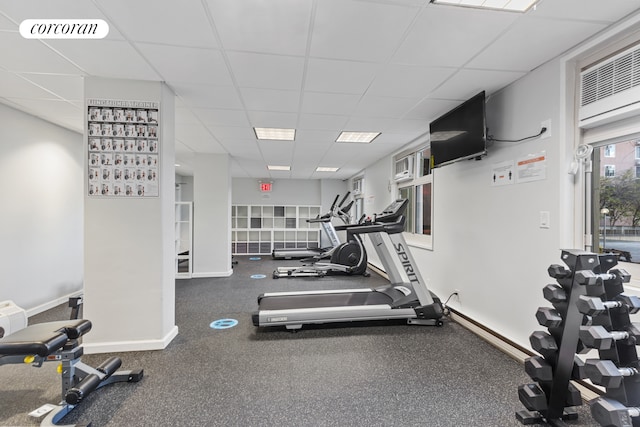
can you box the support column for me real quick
[83,77,178,353]
[192,154,232,277]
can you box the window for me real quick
[635,145,640,160]
[605,144,616,157]
[591,139,640,263]
[395,146,433,248]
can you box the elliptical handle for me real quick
[329,194,340,211]
[337,191,351,207]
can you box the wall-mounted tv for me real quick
[429,91,486,168]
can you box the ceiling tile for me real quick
[298,113,349,131]
[295,129,339,144]
[301,92,360,115]
[227,52,305,91]
[4,97,81,121]
[209,126,256,143]
[205,0,312,56]
[531,0,640,22]
[467,18,609,71]
[247,111,297,129]
[0,71,63,99]
[366,64,455,99]
[352,95,420,119]
[392,6,518,67]
[47,39,161,80]
[20,73,83,101]
[176,123,227,153]
[171,83,243,109]
[195,108,250,127]
[95,0,217,48]
[0,31,82,74]
[137,43,230,84]
[304,58,377,94]
[240,88,300,112]
[404,98,462,121]
[311,0,419,62]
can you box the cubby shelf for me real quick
[232,204,321,255]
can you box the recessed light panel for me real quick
[316,167,339,172]
[430,0,540,12]
[254,127,296,141]
[336,131,380,143]
[267,165,291,171]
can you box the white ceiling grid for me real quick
[0,0,638,179]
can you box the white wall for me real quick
[0,103,83,312]
[358,59,570,350]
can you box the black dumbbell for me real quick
[579,324,640,350]
[524,356,552,382]
[535,307,562,328]
[577,294,640,316]
[591,397,640,427]
[575,270,615,286]
[543,284,566,303]
[584,359,638,388]
[518,383,547,412]
[530,330,558,358]
[548,264,571,279]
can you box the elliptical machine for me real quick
[272,193,352,261]
[272,206,369,279]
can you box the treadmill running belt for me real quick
[258,291,391,311]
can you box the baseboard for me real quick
[191,269,233,278]
[26,290,83,318]
[83,325,179,354]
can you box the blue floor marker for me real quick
[210,319,238,329]
[251,274,266,279]
[249,257,261,261]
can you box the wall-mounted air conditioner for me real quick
[394,156,413,182]
[352,177,363,196]
[579,44,640,129]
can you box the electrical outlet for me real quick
[540,119,551,139]
[454,289,461,302]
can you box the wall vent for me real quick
[579,44,640,128]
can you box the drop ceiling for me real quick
[0,0,639,179]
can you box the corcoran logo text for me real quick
[19,19,109,39]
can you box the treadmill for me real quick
[252,199,444,330]
[271,193,352,260]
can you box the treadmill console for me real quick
[375,199,408,223]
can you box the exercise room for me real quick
[4,1,640,426]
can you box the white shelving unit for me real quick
[232,204,321,255]
[175,201,193,279]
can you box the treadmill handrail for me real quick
[334,216,405,235]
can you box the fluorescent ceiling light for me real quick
[267,165,291,171]
[430,0,540,12]
[336,131,380,143]
[254,127,296,141]
[316,167,340,172]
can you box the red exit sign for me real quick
[260,182,272,192]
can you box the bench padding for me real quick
[0,320,92,357]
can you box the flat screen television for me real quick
[429,91,486,168]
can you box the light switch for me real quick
[540,211,550,229]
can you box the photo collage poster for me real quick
[87,99,160,197]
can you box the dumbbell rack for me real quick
[578,257,640,427]
[517,249,611,426]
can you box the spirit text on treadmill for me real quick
[394,243,419,285]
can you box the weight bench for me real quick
[0,319,143,426]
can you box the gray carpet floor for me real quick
[1,256,601,426]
